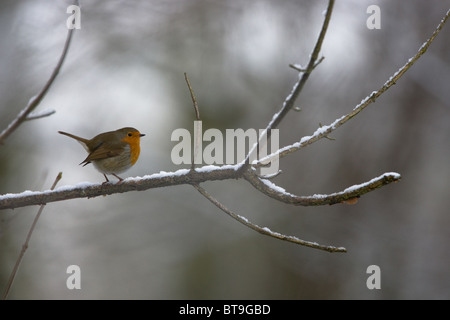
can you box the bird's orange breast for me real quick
[121,135,141,166]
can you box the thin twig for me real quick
[25,108,56,121]
[0,0,78,144]
[192,183,346,253]
[289,56,324,72]
[270,0,333,131]
[184,72,200,121]
[253,8,450,168]
[242,0,334,169]
[2,172,62,300]
[184,72,202,170]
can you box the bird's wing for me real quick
[80,142,123,166]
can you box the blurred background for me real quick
[0,0,449,299]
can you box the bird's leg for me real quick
[102,174,110,185]
[112,174,124,184]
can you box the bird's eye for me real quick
[128,133,133,137]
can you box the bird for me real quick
[58,127,145,183]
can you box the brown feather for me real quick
[81,143,123,165]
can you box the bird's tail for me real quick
[58,131,90,152]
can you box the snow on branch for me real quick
[0,166,240,210]
[244,170,401,206]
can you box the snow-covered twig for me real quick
[244,169,401,206]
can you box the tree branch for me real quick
[0,0,78,144]
[193,183,346,253]
[0,166,242,210]
[184,72,202,171]
[184,72,200,121]
[268,0,334,131]
[244,169,401,206]
[253,8,450,168]
[24,108,56,121]
[242,0,334,168]
[0,165,402,211]
[2,172,62,300]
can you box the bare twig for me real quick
[289,56,324,72]
[253,8,450,168]
[2,172,62,300]
[242,0,334,170]
[193,183,346,253]
[184,72,202,170]
[270,0,333,130]
[0,1,78,144]
[184,72,200,121]
[25,108,56,121]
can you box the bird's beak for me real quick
[140,133,146,137]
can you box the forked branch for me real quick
[242,0,334,168]
[0,0,78,145]
[254,7,450,168]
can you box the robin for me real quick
[58,127,145,183]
